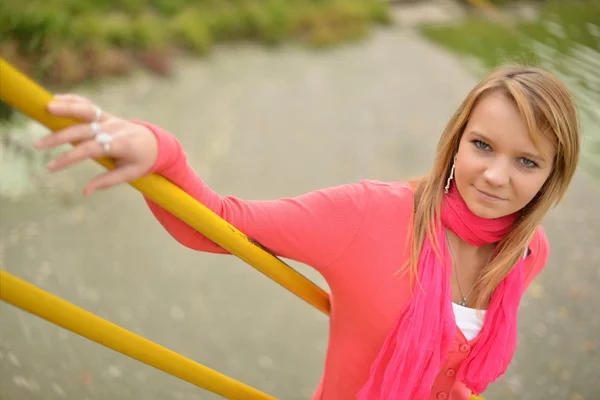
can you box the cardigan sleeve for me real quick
[523,226,550,289]
[133,121,371,273]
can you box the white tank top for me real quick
[453,302,486,341]
[452,248,528,340]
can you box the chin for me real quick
[457,183,513,219]
[463,192,510,219]
[463,200,495,219]
[468,203,505,219]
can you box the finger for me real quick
[53,94,104,121]
[34,119,122,150]
[83,164,141,196]
[46,132,123,172]
[47,99,110,123]
[33,123,90,149]
[53,93,93,104]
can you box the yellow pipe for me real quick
[0,270,275,399]
[0,57,330,315]
[0,58,487,400]
[0,273,489,399]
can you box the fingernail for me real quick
[46,160,55,169]
[33,139,43,149]
[47,102,58,111]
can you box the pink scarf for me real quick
[357,184,524,399]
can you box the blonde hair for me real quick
[405,65,581,309]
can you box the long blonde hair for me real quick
[405,65,581,309]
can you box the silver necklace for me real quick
[446,232,492,307]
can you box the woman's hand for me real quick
[34,94,159,196]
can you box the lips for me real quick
[476,188,506,201]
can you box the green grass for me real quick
[420,0,600,176]
[421,18,540,68]
[420,0,600,68]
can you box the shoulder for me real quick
[523,225,550,289]
[361,180,415,207]
[289,179,413,216]
[353,180,416,234]
[327,179,415,214]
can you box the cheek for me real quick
[512,172,550,204]
[454,148,485,182]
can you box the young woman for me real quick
[36,65,581,399]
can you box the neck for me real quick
[446,229,495,260]
[441,182,517,247]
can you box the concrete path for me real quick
[1,9,598,400]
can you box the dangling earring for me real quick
[444,155,457,194]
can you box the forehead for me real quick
[465,91,555,159]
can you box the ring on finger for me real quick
[95,132,113,155]
[90,121,101,138]
[93,105,102,122]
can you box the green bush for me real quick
[245,0,292,45]
[0,0,392,77]
[0,0,392,122]
[171,9,213,54]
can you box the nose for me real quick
[483,158,510,187]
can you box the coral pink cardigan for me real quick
[138,122,550,399]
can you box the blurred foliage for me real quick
[421,1,600,67]
[0,0,392,121]
[420,0,600,176]
[458,0,561,4]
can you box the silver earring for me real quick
[445,155,457,194]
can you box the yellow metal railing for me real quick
[0,57,486,399]
[0,58,330,316]
[0,270,275,399]
[0,56,323,398]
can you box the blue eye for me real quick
[472,139,491,151]
[520,158,538,169]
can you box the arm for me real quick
[523,227,550,289]
[135,121,371,272]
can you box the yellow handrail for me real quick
[0,57,330,316]
[0,270,275,399]
[0,57,486,400]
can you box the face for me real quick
[454,90,556,219]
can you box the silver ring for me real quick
[90,121,101,138]
[93,105,102,122]
[95,132,113,155]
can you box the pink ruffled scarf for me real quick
[357,184,524,399]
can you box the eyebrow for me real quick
[468,130,547,163]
